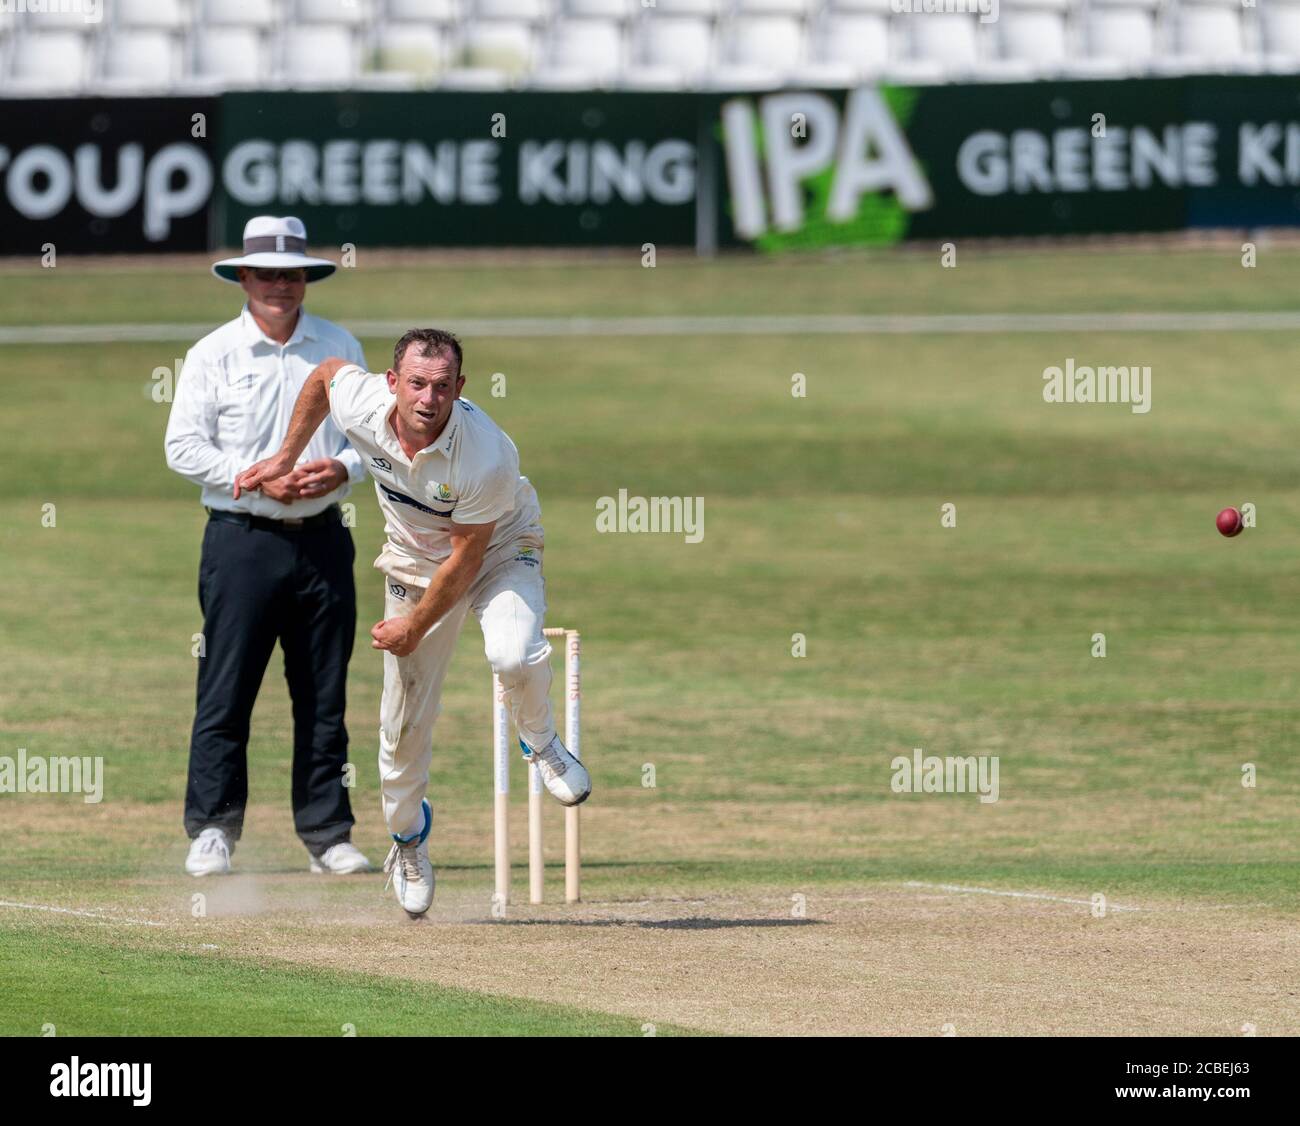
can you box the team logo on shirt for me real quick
[371,457,393,472]
[433,483,452,501]
[514,547,539,568]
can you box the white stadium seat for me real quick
[1084,6,1155,64]
[633,15,712,77]
[192,26,269,83]
[297,0,369,25]
[563,0,634,18]
[100,31,182,91]
[116,0,190,30]
[544,19,624,78]
[4,32,89,93]
[908,14,979,71]
[370,24,445,81]
[475,0,552,21]
[458,21,536,74]
[1173,6,1245,61]
[723,15,806,69]
[734,0,815,15]
[1262,5,1300,58]
[810,13,889,74]
[996,9,1067,66]
[203,0,277,28]
[643,0,725,17]
[279,26,359,85]
[387,0,462,20]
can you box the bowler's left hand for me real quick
[371,617,420,657]
[294,458,348,499]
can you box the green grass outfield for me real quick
[2,247,1299,1034]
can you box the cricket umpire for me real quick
[165,216,371,878]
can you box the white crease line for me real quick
[903,881,1143,912]
[4,311,1300,345]
[0,898,168,928]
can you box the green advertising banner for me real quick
[217,91,703,247]
[714,77,1300,251]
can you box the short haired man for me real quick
[165,216,371,878]
[235,328,591,917]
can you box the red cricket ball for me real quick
[1216,507,1243,538]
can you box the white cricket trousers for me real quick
[377,549,554,839]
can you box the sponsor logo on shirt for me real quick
[371,457,393,472]
[379,482,455,518]
[389,583,407,600]
[514,546,539,568]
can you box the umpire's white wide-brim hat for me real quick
[212,216,337,284]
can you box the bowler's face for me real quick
[388,352,464,443]
[238,267,307,318]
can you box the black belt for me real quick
[206,504,341,532]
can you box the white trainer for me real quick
[185,827,232,877]
[522,735,591,807]
[383,800,434,917]
[310,842,371,875]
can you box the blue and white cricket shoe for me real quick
[383,799,434,917]
[521,736,591,807]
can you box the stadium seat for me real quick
[563,0,635,18]
[203,0,277,28]
[369,24,445,82]
[722,15,806,70]
[99,31,182,92]
[475,0,552,21]
[192,26,269,84]
[1172,5,1246,63]
[116,0,190,30]
[297,0,370,25]
[632,15,712,79]
[544,19,624,78]
[458,21,536,75]
[809,12,889,75]
[996,8,1067,68]
[734,0,815,16]
[1261,3,1300,61]
[644,0,725,17]
[907,14,979,73]
[4,32,88,93]
[278,26,359,85]
[387,0,462,20]
[1084,6,1155,65]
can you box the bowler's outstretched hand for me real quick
[234,450,296,499]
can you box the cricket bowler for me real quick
[234,328,591,917]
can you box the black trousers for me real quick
[184,512,357,856]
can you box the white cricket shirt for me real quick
[328,365,543,578]
[164,306,367,518]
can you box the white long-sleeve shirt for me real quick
[165,305,367,518]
